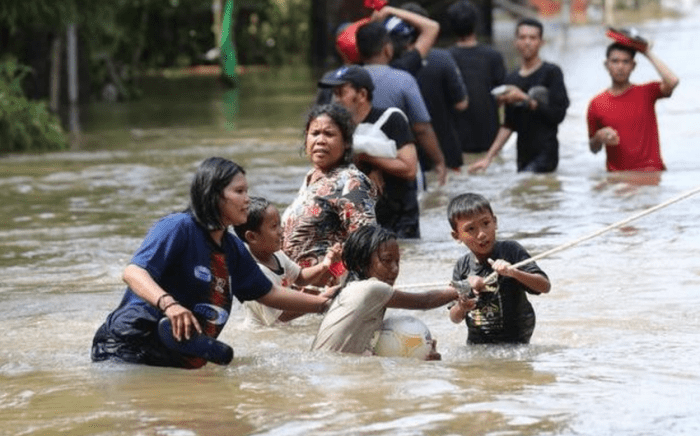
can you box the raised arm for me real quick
[642,46,680,97]
[373,5,439,59]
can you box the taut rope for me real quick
[400,184,700,289]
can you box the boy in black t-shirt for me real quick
[447,193,551,344]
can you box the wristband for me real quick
[162,301,180,312]
[156,293,172,311]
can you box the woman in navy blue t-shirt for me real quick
[92,157,331,368]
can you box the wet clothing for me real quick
[243,250,301,327]
[448,45,506,153]
[364,64,431,126]
[92,212,272,368]
[358,107,419,239]
[391,48,423,76]
[504,62,569,172]
[282,164,377,270]
[452,240,547,344]
[587,82,666,171]
[312,278,394,354]
[415,48,469,169]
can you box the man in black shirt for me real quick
[447,0,506,154]
[469,18,570,173]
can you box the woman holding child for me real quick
[282,104,378,282]
[91,157,332,369]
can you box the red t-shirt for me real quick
[587,82,666,171]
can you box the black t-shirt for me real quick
[452,240,547,344]
[504,61,570,172]
[448,45,506,153]
[415,48,468,169]
[390,49,423,76]
[360,106,419,238]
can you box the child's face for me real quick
[253,205,283,253]
[366,240,400,286]
[451,211,497,259]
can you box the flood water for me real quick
[2,5,700,435]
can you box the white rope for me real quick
[399,184,700,290]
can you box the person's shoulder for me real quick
[454,250,474,267]
[428,47,452,61]
[345,277,393,294]
[363,106,384,123]
[637,81,662,92]
[541,61,565,76]
[224,230,250,253]
[339,164,373,183]
[542,61,562,70]
[494,239,531,259]
[497,239,525,250]
[379,107,409,124]
[151,211,196,234]
[588,88,609,103]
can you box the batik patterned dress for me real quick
[282,164,377,270]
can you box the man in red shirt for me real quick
[587,41,679,171]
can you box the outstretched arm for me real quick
[642,46,679,97]
[257,284,330,313]
[467,126,513,173]
[387,287,458,310]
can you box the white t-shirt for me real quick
[311,278,394,354]
[243,250,302,327]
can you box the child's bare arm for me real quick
[488,258,551,294]
[449,294,476,323]
[294,243,342,287]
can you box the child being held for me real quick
[312,224,458,359]
[447,193,551,344]
[233,197,341,327]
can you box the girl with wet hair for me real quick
[311,224,459,359]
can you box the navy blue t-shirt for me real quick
[102,212,272,340]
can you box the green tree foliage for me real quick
[0,58,67,153]
[236,0,311,65]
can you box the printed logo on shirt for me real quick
[213,276,227,294]
[193,303,229,326]
[194,265,211,282]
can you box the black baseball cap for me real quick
[318,65,374,92]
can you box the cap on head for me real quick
[318,65,375,92]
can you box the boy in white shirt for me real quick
[233,197,341,327]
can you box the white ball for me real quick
[373,315,433,360]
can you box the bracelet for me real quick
[156,293,172,311]
[162,300,180,312]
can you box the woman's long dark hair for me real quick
[303,103,356,167]
[342,224,397,282]
[188,157,245,230]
